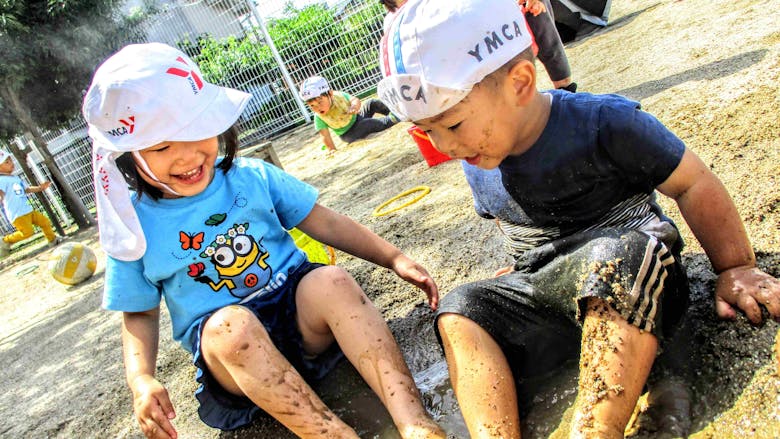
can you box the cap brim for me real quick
[167,86,251,142]
[88,85,252,152]
[378,75,470,122]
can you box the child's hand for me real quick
[131,374,178,439]
[715,266,780,324]
[40,181,51,190]
[520,0,546,16]
[392,254,440,310]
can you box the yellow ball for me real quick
[49,242,98,285]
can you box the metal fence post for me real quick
[244,0,311,123]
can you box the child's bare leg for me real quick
[296,266,445,439]
[571,298,657,439]
[200,305,358,439]
[438,313,521,439]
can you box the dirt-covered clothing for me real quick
[192,260,343,430]
[439,90,691,377]
[102,157,349,430]
[103,158,318,352]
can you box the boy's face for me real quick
[0,157,14,174]
[135,137,218,198]
[305,92,332,115]
[414,82,523,170]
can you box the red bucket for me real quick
[407,126,452,167]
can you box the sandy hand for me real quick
[131,375,178,439]
[391,254,439,310]
[715,266,780,324]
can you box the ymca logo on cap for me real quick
[106,116,135,137]
[166,56,204,95]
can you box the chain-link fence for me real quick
[2,0,386,235]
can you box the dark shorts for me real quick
[191,261,344,430]
[435,228,690,393]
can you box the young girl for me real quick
[83,43,445,439]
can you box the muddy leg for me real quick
[201,305,357,438]
[571,298,657,439]
[438,313,521,439]
[296,266,445,439]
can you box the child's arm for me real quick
[347,95,361,114]
[318,128,337,152]
[24,181,51,193]
[297,203,439,310]
[657,148,780,324]
[122,308,178,439]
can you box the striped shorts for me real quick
[435,228,689,388]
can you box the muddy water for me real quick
[314,299,779,439]
[308,306,581,439]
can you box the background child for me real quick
[378,0,780,438]
[84,43,444,439]
[299,75,398,153]
[522,0,577,91]
[0,150,60,256]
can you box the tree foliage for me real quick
[180,1,384,91]
[0,0,147,140]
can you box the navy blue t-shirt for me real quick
[498,91,685,233]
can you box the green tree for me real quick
[0,0,147,229]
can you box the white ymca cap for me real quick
[378,0,532,121]
[82,43,250,261]
[0,150,10,164]
[299,76,331,100]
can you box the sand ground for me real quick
[0,0,778,437]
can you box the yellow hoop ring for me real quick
[372,186,431,217]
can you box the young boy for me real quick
[378,0,780,437]
[0,150,60,256]
[300,75,398,153]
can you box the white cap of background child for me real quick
[0,150,10,164]
[378,0,532,121]
[82,42,251,261]
[299,76,330,101]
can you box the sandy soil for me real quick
[1,0,778,437]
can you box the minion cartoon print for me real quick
[186,223,272,299]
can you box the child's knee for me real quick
[299,265,361,301]
[437,313,484,342]
[201,305,270,361]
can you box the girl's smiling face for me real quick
[135,137,218,198]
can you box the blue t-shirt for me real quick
[103,158,318,351]
[463,91,686,254]
[498,91,685,233]
[0,174,33,222]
